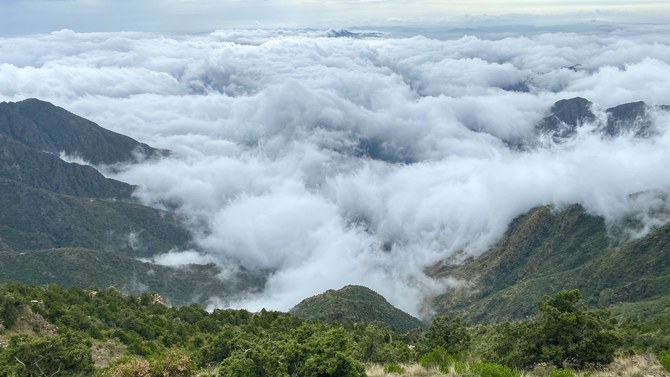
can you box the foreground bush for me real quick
[493,290,621,369]
[419,347,456,373]
[0,332,93,376]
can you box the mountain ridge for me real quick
[0,98,168,166]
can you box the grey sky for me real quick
[1,0,669,35]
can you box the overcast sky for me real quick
[1,0,669,35]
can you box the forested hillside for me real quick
[430,204,670,323]
[1,283,669,376]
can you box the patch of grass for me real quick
[471,362,519,377]
[550,369,576,377]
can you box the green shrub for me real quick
[0,293,20,328]
[150,348,195,377]
[471,362,519,377]
[218,351,258,377]
[419,347,456,373]
[420,316,471,355]
[659,351,670,372]
[0,332,94,377]
[384,362,405,374]
[492,290,621,369]
[101,357,151,377]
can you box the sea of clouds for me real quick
[1,25,670,316]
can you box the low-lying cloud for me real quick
[1,26,670,316]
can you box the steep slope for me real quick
[0,178,189,256]
[290,285,425,332]
[429,205,670,323]
[0,248,261,306]
[0,99,246,306]
[537,97,596,139]
[0,99,186,255]
[604,101,653,137]
[0,99,166,165]
[0,133,133,199]
[535,97,668,142]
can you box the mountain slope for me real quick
[0,248,262,306]
[0,133,133,199]
[290,285,425,332]
[0,178,190,256]
[429,204,670,323]
[0,99,166,165]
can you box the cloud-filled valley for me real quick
[2,26,670,316]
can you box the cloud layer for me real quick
[1,26,670,315]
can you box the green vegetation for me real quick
[383,363,405,374]
[289,285,425,332]
[470,362,519,377]
[431,204,670,323]
[0,248,263,306]
[0,179,191,256]
[1,284,665,376]
[491,290,620,369]
[659,351,670,372]
[0,98,166,166]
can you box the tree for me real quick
[299,327,365,377]
[0,332,94,376]
[420,316,471,355]
[493,290,621,369]
[0,292,20,329]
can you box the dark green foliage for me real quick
[659,351,670,372]
[471,362,519,377]
[0,283,659,376]
[384,363,405,374]
[0,179,191,256]
[0,289,20,328]
[290,285,425,332]
[0,332,94,376]
[300,327,365,377]
[419,316,471,355]
[218,350,258,376]
[492,290,621,369]
[357,323,415,363]
[419,347,456,373]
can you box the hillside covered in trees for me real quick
[1,283,669,376]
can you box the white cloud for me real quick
[1,26,670,316]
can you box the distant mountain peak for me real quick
[536,97,668,142]
[537,97,596,139]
